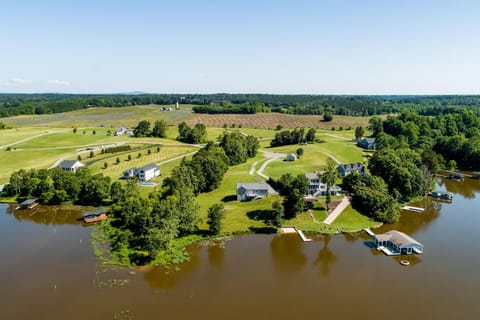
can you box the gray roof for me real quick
[82,208,107,217]
[140,163,159,171]
[237,182,269,191]
[375,230,422,248]
[338,162,364,171]
[59,160,84,169]
[305,173,319,180]
[20,199,37,206]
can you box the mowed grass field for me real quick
[0,127,69,147]
[0,104,195,128]
[0,148,78,183]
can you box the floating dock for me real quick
[280,226,312,242]
[402,206,425,213]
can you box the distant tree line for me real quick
[2,93,480,118]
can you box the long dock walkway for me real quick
[280,227,312,242]
[323,197,350,225]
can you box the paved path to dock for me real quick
[323,197,350,225]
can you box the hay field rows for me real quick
[185,113,372,129]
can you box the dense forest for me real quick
[1,93,480,118]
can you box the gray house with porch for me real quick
[236,183,269,201]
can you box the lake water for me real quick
[1,177,480,320]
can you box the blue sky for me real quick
[1,0,479,94]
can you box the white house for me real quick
[123,163,160,182]
[236,183,269,201]
[114,126,134,136]
[304,172,342,196]
[58,160,85,173]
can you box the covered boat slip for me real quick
[365,229,424,256]
[16,199,39,210]
[82,208,107,223]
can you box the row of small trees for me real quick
[270,128,316,147]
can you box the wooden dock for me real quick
[280,227,312,242]
[402,206,425,213]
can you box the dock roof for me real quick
[375,230,422,248]
[20,199,37,205]
[82,208,107,217]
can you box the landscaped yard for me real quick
[89,145,198,180]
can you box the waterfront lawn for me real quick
[288,205,382,234]
[196,154,281,233]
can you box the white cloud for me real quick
[11,78,33,84]
[47,79,70,85]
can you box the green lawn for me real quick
[195,154,281,233]
[263,151,330,179]
[0,127,67,147]
[13,127,121,149]
[288,205,382,234]
[0,148,78,183]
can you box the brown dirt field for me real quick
[183,113,372,129]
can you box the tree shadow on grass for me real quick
[249,226,277,234]
[221,195,237,202]
[247,209,272,222]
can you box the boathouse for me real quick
[82,208,108,223]
[18,198,39,209]
[429,190,453,201]
[372,230,423,255]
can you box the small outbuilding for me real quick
[286,153,297,161]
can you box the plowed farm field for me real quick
[184,113,372,129]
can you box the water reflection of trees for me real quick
[313,235,338,276]
[207,241,225,268]
[5,204,82,225]
[144,244,202,289]
[376,198,442,236]
[270,234,306,275]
